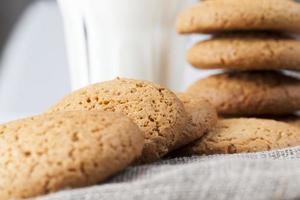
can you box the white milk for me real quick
[58,0,196,91]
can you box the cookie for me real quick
[176,0,300,34]
[48,78,188,163]
[0,111,144,200]
[186,71,300,116]
[187,32,300,70]
[177,93,218,145]
[177,118,300,156]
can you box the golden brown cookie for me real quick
[177,93,218,145]
[48,78,188,163]
[187,32,300,70]
[0,111,144,200]
[186,71,300,116]
[176,0,300,34]
[177,118,300,156]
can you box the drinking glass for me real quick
[58,0,196,91]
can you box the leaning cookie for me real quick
[47,78,188,163]
[176,0,300,34]
[186,71,300,116]
[187,32,300,70]
[177,93,218,145]
[0,111,144,200]
[177,118,300,156]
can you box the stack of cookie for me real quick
[174,0,300,155]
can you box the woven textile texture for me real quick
[36,146,300,200]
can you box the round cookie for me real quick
[186,71,300,116]
[187,32,300,70]
[177,118,300,156]
[176,0,300,34]
[48,78,188,163]
[177,93,218,145]
[0,111,143,200]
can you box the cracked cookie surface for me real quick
[0,111,143,200]
[187,33,300,70]
[177,0,300,34]
[186,71,300,116]
[177,118,300,156]
[48,78,188,163]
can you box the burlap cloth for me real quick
[37,146,300,200]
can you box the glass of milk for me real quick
[58,0,196,91]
